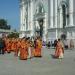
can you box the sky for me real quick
[0,0,20,31]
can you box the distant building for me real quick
[19,0,75,42]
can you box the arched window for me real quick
[62,4,66,28]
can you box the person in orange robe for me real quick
[34,37,42,57]
[6,38,11,53]
[27,40,34,59]
[30,41,34,58]
[15,38,21,56]
[19,38,28,60]
[54,39,64,59]
[11,38,17,52]
[3,37,7,53]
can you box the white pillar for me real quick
[23,4,26,31]
[55,0,58,28]
[22,3,25,31]
[28,2,30,30]
[56,29,58,39]
[30,1,34,36]
[43,13,48,41]
[48,0,50,28]
[69,0,73,26]
[24,5,26,31]
[35,20,37,29]
[60,8,63,28]
[50,0,53,28]
[20,6,23,31]
[21,4,24,31]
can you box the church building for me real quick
[19,0,75,42]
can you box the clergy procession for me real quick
[0,36,43,60]
[0,36,65,60]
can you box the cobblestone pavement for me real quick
[0,47,75,75]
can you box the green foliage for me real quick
[7,32,19,38]
[0,19,7,25]
[0,19,11,29]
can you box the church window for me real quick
[62,4,66,28]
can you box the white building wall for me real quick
[69,0,73,26]
[50,0,53,28]
[20,0,75,42]
[30,0,34,36]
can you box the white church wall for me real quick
[73,0,75,26]
[20,0,75,43]
[48,0,51,28]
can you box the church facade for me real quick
[19,0,75,42]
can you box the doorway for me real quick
[37,19,44,38]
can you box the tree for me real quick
[0,19,11,29]
[0,19,7,26]
[7,32,19,38]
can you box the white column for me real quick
[23,4,26,31]
[69,0,73,26]
[30,0,34,36]
[60,8,63,28]
[43,13,48,41]
[24,5,26,31]
[35,20,37,29]
[20,5,25,38]
[22,3,25,31]
[50,0,53,28]
[55,0,58,28]
[21,5,24,31]
[56,29,58,39]
[48,0,50,28]
[28,2,30,30]
[20,6,22,31]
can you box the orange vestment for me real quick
[55,41,64,58]
[34,39,42,57]
[15,40,21,56]
[20,40,28,60]
[6,39,11,53]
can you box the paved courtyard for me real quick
[0,47,75,75]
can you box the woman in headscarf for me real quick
[54,39,64,59]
